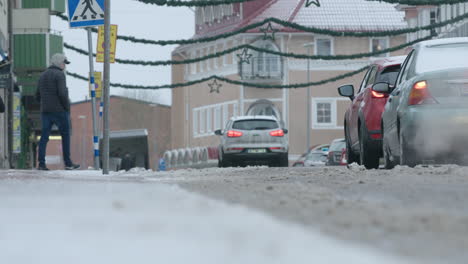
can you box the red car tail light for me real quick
[227,147,244,151]
[270,147,282,150]
[371,90,386,98]
[269,130,284,137]
[340,148,347,165]
[408,81,438,105]
[227,130,243,137]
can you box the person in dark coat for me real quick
[36,53,79,170]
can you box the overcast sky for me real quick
[52,0,195,106]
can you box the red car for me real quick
[338,56,405,169]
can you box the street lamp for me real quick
[303,42,314,154]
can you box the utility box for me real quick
[21,0,65,14]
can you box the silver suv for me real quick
[214,116,289,167]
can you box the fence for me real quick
[162,146,219,170]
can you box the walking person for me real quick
[36,53,80,170]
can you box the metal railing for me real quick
[239,56,283,81]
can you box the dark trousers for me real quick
[38,112,72,167]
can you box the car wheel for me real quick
[382,132,396,170]
[399,132,417,167]
[345,125,359,165]
[279,153,289,167]
[359,122,380,169]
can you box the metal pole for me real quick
[306,45,312,153]
[102,0,110,174]
[87,28,100,170]
[7,0,14,168]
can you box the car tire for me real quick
[382,132,396,170]
[399,132,417,167]
[279,153,289,167]
[345,125,359,165]
[359,122,380,169]
[218,152,231,168]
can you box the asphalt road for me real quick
[161,165,468,264]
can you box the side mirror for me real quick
[282,129,288,134]
[372,82,391,94]
[338,85,355,100]
[214,129,223,136]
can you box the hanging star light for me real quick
[208,79,222,93]
[305,0,320,7]
[236,48,253,64]
[260,22,279,41]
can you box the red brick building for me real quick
[45,96,171,170]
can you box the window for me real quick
[240,40,282,80]
[315,38,332,56]
[193,110,198,136]
[370,38,389,57]
[214,106,221,130]
[316,103,332,124]
[232,120,279,130]
[312,99,339,129]
[200,109,205,133]
[206,108,212,132]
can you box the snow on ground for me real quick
[0,169,411,264]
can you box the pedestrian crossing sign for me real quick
[68,0,105,28]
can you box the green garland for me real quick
[367,0,468,5]
[56,12,468,46]
[136,0,255,6]
[65,34,432,66]
[67,66,369,90]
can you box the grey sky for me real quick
[52,0,195,106]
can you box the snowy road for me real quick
[2,165,468,263]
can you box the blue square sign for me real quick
[68,0,105,28]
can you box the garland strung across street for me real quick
[136,0,256,6]
[56,12,468,46]
[67,65,369,90]
[64,34,432,66]
[367,0,468,5]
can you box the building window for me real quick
[214,106,221,130]
[200,109,205,133]
[316,103,331,124]
[312,99,339,129]
[370,37,389,57]
[315,38,333,56]
[193,110,198,137]
[240,40,282,80]
[206,108,212,133]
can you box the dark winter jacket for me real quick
[0,96,4,113]
[36,66,70,113]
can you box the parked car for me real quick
[292,144,329,167]
[326,138,347,166]
[304,151,328,167]
[379,37,468,168]
[338,56,406,169]
[215,116,289,167]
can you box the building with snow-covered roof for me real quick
[171,0,408,159]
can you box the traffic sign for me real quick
[96,25,118,63]
[68,0,105,28]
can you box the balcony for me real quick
[239,56,283,84]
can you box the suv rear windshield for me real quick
[377,65,400,85]
[417,43,468,73]
[232,119,279,130]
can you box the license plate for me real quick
[247,149,267,153]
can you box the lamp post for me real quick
[303,42,314,154]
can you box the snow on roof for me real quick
[251,0,407,32]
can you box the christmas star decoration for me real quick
[237,48,252,64]
[260,22,279,41]
[208,79,222,93]
[305,0,320,7]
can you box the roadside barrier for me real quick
[163,146,219,170]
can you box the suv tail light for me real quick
[340,149,347,165]
[269,130,285,137]
[408,81,438,105]
[227,130,243,137]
